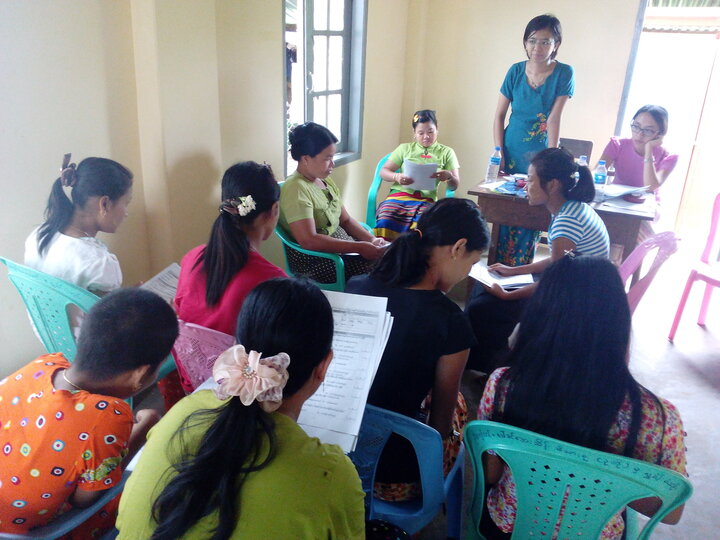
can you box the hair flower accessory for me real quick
[60,153,78,188]
[220,194,257,217]
[413,114,420,123]
[212,344,290,412]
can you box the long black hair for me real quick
[150,278,333,540]
[37,157,133,254]
[493,256,662,457]
[371,198,489,287]
[531,147,595,203]
[197,161,280,306]
[288,122,338,161]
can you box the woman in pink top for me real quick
[174,161,286,337]
[598,105,677,192]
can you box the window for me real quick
[285,0,367,171]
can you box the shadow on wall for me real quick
[166,152,220,260]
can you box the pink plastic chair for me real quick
[618,231,678,314]
[171,320,235,392]
[668,193,720,342]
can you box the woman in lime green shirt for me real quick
[116,279,365,540]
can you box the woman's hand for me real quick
[394,172,414,186]
[357,242,386,260]
[432,170,453,182]
[371,237,389,248]
[645,136,663,157]
[488,263,518,277]
[484,283,512,300]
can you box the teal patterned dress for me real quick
[497,60,574,266]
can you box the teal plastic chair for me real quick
[0,257,176,382]
[0,470,129,539]
[348,405,465,538]
[464,420,692,540]
[366,153,456,229]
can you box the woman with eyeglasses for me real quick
[597,105,677,240]
[492,14,575,267]
[599,105,676,193]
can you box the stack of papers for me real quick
[141,262,180,305]
[469,261,534,290]
[298,291,393,453]
[594,183,646,203]
[403,161,438,191]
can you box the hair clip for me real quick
[60,153,78,188]
[563,249,576,259]
[220,194,256,217]
[413,114,420,123]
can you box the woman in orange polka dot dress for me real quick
[0,289,178,536]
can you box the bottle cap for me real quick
[599,160,606,165]
[494,146,501,151]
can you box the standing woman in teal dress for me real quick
[493,14,575,266]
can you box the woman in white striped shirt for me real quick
[465,147,608,371]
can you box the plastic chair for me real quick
[617,231,678,314]
[669,192,720,341]
[172,320,235,392]
[0,257,177,385]
[0,471,129,539]
[464,420,692,540]
[348,405,465,538]
[559,137,594,162]
[366,153,456,229]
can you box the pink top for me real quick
[601,137,678,188]
[175,245,286,336]
[478,367,687,539]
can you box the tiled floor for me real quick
[421,247,720,539]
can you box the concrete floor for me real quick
[420,247,720,539]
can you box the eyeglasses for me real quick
[630,123,659,137]
[526,38,555,48]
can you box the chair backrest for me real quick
[701,192,720,264]
[0,257,99,361]
[617,231,678,314]
[559,137,594,162]
[348,405,445,534]
[172,320,235,392]
[464,421,692,540]
[366,154,456,228]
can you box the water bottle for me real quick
[607,164,616,183]
[577,155,588,167]
[594,160,608,187]
[485,146,502,183]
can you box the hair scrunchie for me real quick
[212,344,290,412]
[60,153,78,188]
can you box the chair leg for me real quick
[668,273,697,342]
[697,282,714,327]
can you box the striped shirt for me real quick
[549,200,609,257]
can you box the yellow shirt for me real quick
[117,390,365,539]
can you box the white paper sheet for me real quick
[298,291,392,453]
[141,262,180,305]
[469,261,534,290]
[594,183,646,203]
[403,161,438,191]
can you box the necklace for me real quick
[67,225,93,238]
[526,64,553,89]
[62,369,85,392]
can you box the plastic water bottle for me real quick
[594,160,608,187]
[577,155,588,167]
[607,164,616,183]
[485,146,502,183]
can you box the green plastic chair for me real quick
[366,153,456,229]
[464,420,692,540]
[0,257,176,382]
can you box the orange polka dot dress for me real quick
[0,354,132,533]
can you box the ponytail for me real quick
[566,165,595,203]
[151,399,276,540]
[371,198,490,287]
[38,179,75,254]
[531,147,595,204]
[37,156,133,254]
[197,162,280,307]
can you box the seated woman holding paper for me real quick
[347,198,489,501]
[279,122,387,284]
[374,109,460,241]
[477,256,687,539]
[597,104,677,240]
[464,147,609,372]
[117,278,366,540]
[25,154,133,294]
[175,161,286,337]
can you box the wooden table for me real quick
[467,185,655,265]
